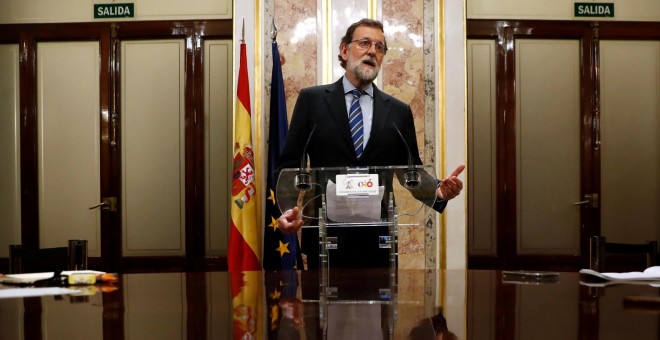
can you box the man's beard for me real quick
[347,55,380,83]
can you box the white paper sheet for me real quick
[580,266,660,281]
[326,180,384,222]
[0,287,81,299]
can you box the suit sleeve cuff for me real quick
[432,199,448,213]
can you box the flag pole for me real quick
[270,18,277,42]
[241,18,245,43]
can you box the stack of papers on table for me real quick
[0,270,105,285]
[0,270,108,299]
[579,266,660,287]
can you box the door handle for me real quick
[573,193,599,208]
[89,197,117,212]
[88,202,107,209]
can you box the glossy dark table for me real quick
[1,269,659,339]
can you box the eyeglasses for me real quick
[349,38,388,55]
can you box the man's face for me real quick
[340,26,386,87]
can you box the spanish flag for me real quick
[229,39,263,340]
[228,41,261,271]
[231,271,263,340]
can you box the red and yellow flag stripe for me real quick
[228,42,261,272]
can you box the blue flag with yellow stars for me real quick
[263,40,303,271]
[265,270,302,338]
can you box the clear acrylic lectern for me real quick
[276,165,439,339]
[276,165,438,270]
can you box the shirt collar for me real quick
[342,76,373,98]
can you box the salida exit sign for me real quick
[94,3,135,19]
[574,3,614,17]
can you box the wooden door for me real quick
[37,41,102,256]
[0,43,21,258]
[467,20,660,270]
[599,38,660,244]
[467,21,595,270]
[113,21,233,270]
[119,39,187,258]
[0,25,113,263]
[0,21,233,273]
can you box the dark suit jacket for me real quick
[278,77,447,213]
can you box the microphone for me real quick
[295,124,317,191]
[393,122,421,189]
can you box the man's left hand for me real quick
[437,164,465,200]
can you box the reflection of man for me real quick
[277,18,464,234]
[409,310,458,340]
[276,298,304,339]
[266,270,305,339]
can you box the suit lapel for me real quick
[323,79,356,155]
[365,85,391,155]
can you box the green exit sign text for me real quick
[574,3,614,17]
[94,3,135,19]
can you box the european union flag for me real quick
[263,41,302,270]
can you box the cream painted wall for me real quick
[0,0,231,23]
[443,0,468,271]
[468,0,660,21]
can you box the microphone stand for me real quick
[393,122,421,189]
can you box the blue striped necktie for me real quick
[349,89,364,158]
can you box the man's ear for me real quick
[339,43,349,61]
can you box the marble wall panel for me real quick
[382,0,430,270]
[267,0,318,121]
[382,0,426,161]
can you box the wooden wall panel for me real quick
[121,40,186,256]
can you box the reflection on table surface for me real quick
[1,269,659,339]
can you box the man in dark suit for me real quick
[277,18,464,267]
